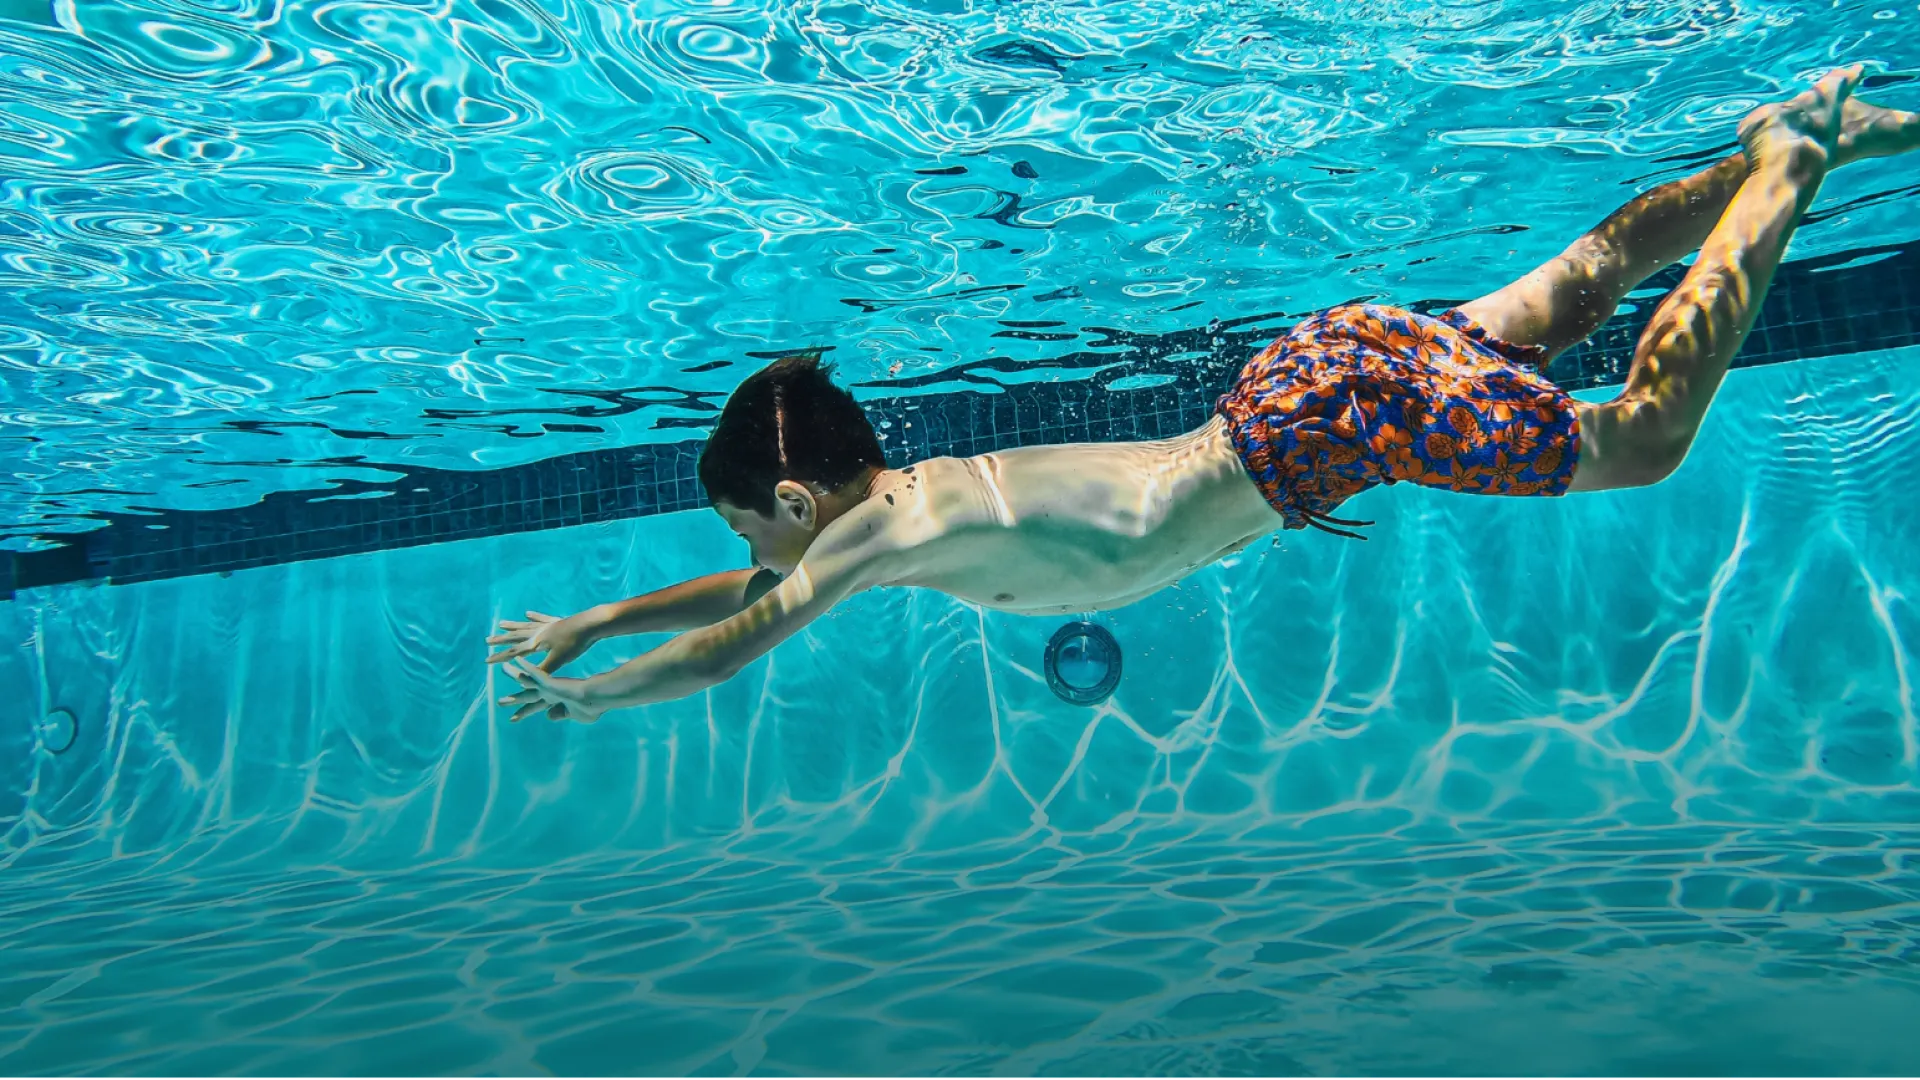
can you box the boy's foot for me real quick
[1738,65,1862,176]
[1835,94,1920,166]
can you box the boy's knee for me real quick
[1620,428,1693,487]
[1587,401,1694,489]
[1593,390,1700,487]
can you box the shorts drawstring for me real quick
[1299,506,1374,541]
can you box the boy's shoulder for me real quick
[835,459,967,546]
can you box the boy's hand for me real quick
[486,610,595,672]
[497,660,605,724]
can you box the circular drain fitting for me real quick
[1044,622,1122,706]
[39,708,77,755]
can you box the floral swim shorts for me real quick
[1216,303,1582,538]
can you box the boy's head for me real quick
[698,350,886,573]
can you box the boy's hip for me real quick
[1214,303,1582,531]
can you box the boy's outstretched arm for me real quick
[486,567,782,672]
[497,518,889,721]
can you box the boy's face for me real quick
[714,485,819,575]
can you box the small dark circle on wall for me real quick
[1044,622,1121,706]
[39,708,77,754]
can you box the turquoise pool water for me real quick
[2,0,1916,537]
[5,0,1920,1075]
[5,346,1920,1074]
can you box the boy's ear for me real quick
[772,480,819,529]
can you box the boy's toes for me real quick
[1744,65,1870,169]
[1835,99,1920,165]
[1802,65,1864,137]
[1816,64,1866,100]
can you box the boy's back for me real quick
[831,416,1278,615]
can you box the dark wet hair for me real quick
[698,350,885,515]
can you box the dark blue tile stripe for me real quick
[4,238,1917,596]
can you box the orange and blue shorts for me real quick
[1216,303,1582,538]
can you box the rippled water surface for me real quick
[5,347,1920,1074]
[6,0,1920,1074]
[1,0,1917,538]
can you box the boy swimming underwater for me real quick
[490,67,1919,723]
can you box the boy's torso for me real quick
[849,415,1280,614]
[807,301,1579,614]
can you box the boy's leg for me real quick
[1458,91,1920,363]
[1456,154,1748,361]
[1568,67,1860,493]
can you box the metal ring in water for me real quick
[1044,622,1122,706]
[39,707,77,755]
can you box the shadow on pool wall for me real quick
[1,345,1917,870]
